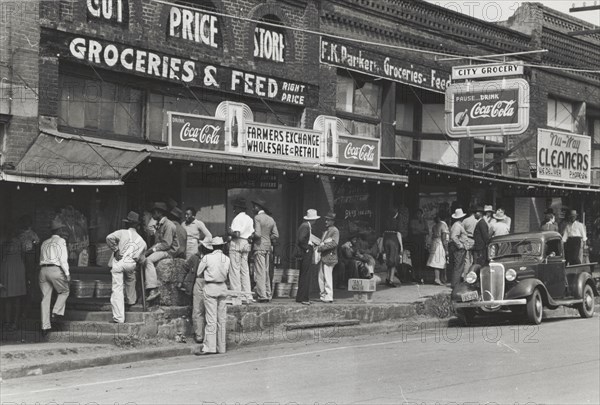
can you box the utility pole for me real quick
[568,2,600,36]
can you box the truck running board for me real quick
[552,299,583,306]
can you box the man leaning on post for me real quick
[106,211,147,323]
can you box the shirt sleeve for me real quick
[197,255,207,277]
[197,221,212,241]
[271,220,279,242]
[154,223,175,252]
[106,230,120,252]
[59,238,70,276]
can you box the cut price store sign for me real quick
[537,129,591,184]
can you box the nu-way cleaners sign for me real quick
[537,129,591,184]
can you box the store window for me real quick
[547,97,574,132]
[148,93,217,143]
[336,72,381,138]
[59,74,143,139]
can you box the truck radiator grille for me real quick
[480,263,505,306]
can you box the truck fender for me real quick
[505,279,554,306]
[574,272,600,298]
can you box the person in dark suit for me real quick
[295,209,319,305]
[472,206,489,267]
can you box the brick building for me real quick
[0,1,598,287]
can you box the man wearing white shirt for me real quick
[183,207,212,259]
[106,211,147,323]
[228,198,254,295]
[563,210,587,265]
[39,218,71,335]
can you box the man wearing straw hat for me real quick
[194,237,230,355]
[252,198,279,303]
[296,209,319,305]
[317,212,339,303]
[143,202,179,302]
[449,208,469,288]
[39,218,71,336]
[106,211,147,323]
[489,209,510,238]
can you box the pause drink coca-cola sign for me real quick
[168,112,226,152]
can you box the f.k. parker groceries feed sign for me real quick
[537,129,591,184]
[320,38,451,93]
[336,135,380,170]
[245,123,321,163]
[168,113,225,152]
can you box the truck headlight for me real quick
[465,271,478,284]
[505,268,517,281]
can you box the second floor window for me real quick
[547,97,574,132]
[59,74,143,139]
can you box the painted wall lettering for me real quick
[168,6,219,49]
[254,26,285,63]
[87,0,128,24]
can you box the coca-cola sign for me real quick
[445,79,529,138]
[335,135,380,170]
[168,112,225,152]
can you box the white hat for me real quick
[493,212,507,221]
[484,205,494,213]
[451,208,468,219]
[303,209,320,221]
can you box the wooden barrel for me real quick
[94,280,112,298]
[70,280,95,298]
[274,283,292,298]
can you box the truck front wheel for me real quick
[526,289,543,325]
[577,284,595,319]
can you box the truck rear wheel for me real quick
[526,289,543,325]
[577,284,595,319]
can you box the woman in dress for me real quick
[426,215,449,285]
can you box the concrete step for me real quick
[64,310,147,323]
[66,298,147,312]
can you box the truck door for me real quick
[543,238,566,298]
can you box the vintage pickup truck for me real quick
[452,231,599,325]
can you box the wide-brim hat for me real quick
[451,208,467,219]
[122,211,140,224]
[484,205,494,213]
[252,198,268,211]
[151,202,169,213]
[493,213,507,220]
[210,236,226,247]
[303,209,320,221]
[200,240,214,250]
[50,218,66,231]
[169,207,183,220]
[232,197,247,209]
[324,212,336,220]
[569,210,578,217]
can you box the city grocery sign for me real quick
[445,79,529,137]
[537,129,591,184]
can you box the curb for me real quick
[0,317,451,380]
[0,345,192,380]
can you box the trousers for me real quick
[318,263,334,301]
[39,266,69,330]
[110,260,137,323]
[449,243,466,288]
[254,251,271,300]
[203,292,227,353]
[192,278,206,339]
[144,251,170,289]
[229,239,251,293]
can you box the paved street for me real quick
[2,315,598,405]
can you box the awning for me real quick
[382,158,600,193]
[150,148,408,184]
[1,130,150,186]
